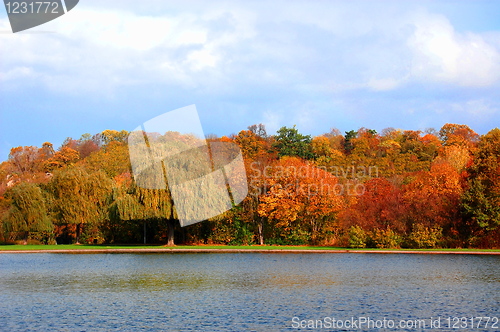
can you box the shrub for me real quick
[408,224,442,248]
[229,219,254,245]
[348,225,367,248]
[371,228,402,248]
[285,229,311,245]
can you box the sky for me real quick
[1,0,500,161]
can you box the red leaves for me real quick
[339,178,404,232]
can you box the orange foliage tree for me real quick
[258,157,343,244]
[339,178,404,232]
[402,161,463,245]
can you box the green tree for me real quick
[109,180,176,245]
[2,182,53,243]
[344,130,357,153]
[461,128,500,245]
[49,167,112,244]
[273,125,314,159]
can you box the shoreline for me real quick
[1,248,500,255]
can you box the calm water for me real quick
[0,253,499,331]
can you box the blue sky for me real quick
[1,0,500,161]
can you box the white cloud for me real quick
[366,78,404,91]
[0,5,257,93]
[408,11,500,87]
[1,1,499,98]
[450,99,498,116]
[0,66,36,81]
[64,10,174,51]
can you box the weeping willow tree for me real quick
[49,167,112,244]
[111,134,176,245]
[120,130,246,245]
[109,183,176,245]
[122,131,201,246]
[2,182,53,243]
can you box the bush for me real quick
[348,226,367,248]
[207,221,234,244]
[371,228,402,248]
[285,229,311,245]
[229,219,254,245]
[264,229,310,245]
[317,230,342,246]
[408,224,442,248]
[80,223,105,244]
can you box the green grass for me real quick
[0,244,166,250]
[0,244,344,251]
[0,244,499,252]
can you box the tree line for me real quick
[0,124,499,248]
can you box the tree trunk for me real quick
[166,219,175,246]
[75,223,81,244]
[310,218,318,245]
[258,218,264,245]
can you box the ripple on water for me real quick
[0,253,499,331]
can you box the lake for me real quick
[0,253,499,331]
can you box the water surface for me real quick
[0,253,499,331]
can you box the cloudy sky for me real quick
[1,0,500,160]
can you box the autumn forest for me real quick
[1,123,499,249]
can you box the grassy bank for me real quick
[0,244,340,251]
[1,244,500,253]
